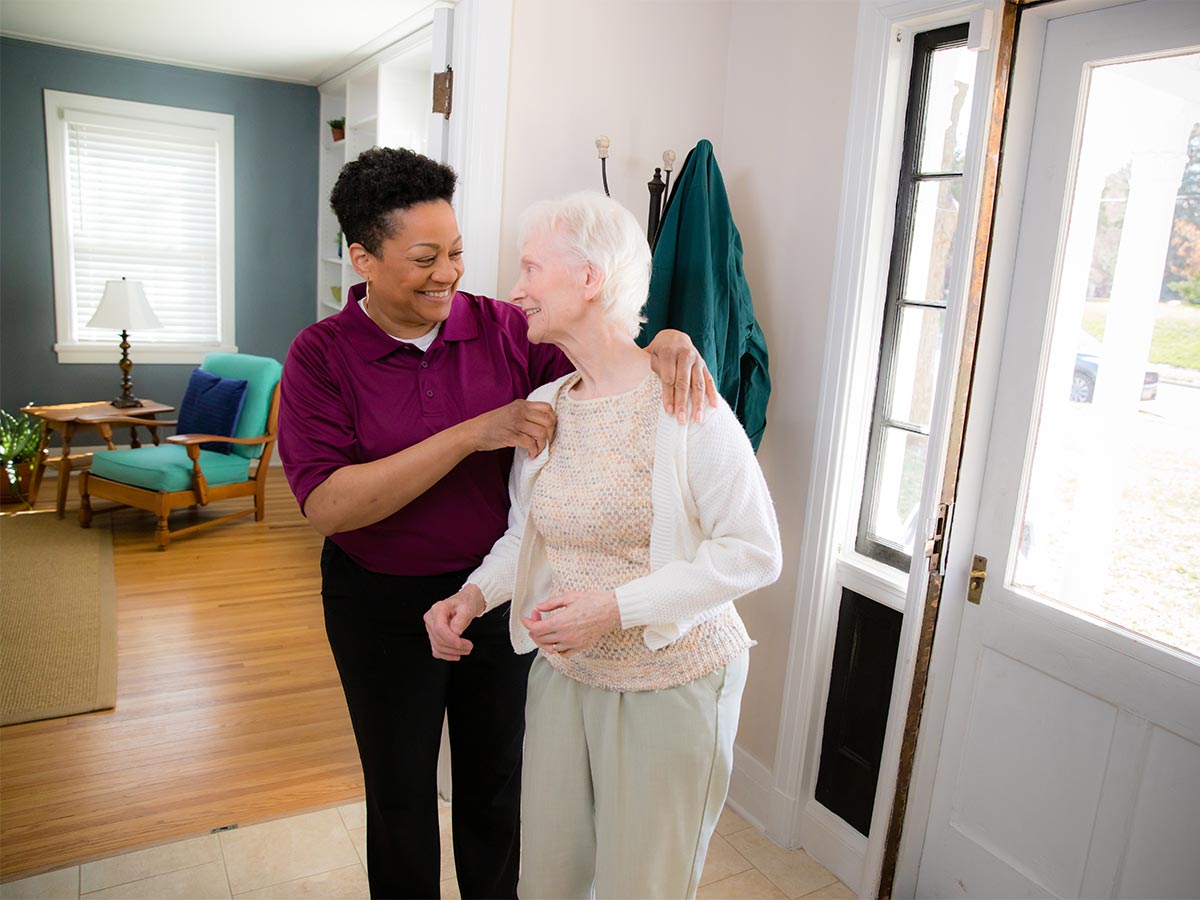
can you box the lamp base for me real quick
[112,331,145,408]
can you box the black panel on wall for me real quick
[814,588,903,836]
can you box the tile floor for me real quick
[0,800,854,900]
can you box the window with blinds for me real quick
[44,91,235,363]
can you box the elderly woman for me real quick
[279,150,717,900]
[425,191,782,898]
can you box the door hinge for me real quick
[967,555,988,604]
[432,66,453,119]
[925,502,954,575]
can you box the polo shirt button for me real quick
[425,389,434,398]
[421,361,429,368]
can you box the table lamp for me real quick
[86,278,163,408]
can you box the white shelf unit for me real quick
[315,19,442,321]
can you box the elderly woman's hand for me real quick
[646,330,719,424]
[424,585,486,661]
[522,591,621,656]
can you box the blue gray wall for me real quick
[0,38,319,412]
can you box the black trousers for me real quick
[321,540,533,900]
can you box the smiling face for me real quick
[348,199,464,338]
[509,226,597,345]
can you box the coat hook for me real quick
[651,150,676,250]
[595,135,611,197]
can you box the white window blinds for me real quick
[45,91,235,363]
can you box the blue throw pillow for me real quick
[176,368,249,454]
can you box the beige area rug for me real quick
[0,512,117,725]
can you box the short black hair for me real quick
[329,147,457,255]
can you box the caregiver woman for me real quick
[278,149,715,900]
[425,191,782,899]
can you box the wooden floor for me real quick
[0,468,364,880]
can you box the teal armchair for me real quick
[79,353,283,550]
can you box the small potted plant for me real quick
[0,409,43,508]
[328,117,346,142]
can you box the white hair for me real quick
[517,191,651,339]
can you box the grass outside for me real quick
[1081,300,1200,370]
[1020,396,1200,659]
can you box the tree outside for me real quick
[1162,121,1200,305]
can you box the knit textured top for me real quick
[466,371,781,661]
[531,373,752,692]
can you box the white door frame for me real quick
[437,0,515,797]
[891,0,1157,895]
[445,0,513,301]
[767,0,1004,893]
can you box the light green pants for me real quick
[518,650,749,900]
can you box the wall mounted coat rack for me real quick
[595,135,676,252]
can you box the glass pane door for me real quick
[1014,51,1200,658]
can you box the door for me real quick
[916,2,1200,898]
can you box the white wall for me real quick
[499,0,732,297]
[499,0,860,791]
[719,0,860,771]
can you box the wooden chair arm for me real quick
[166,433,272,447]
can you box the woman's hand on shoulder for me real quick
[466,400,556,457]
[522,590,620,656]
[646,329,719,424]
[424,585,486,661]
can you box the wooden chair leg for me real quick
[56,457,72,519]
[79,471,93,528]
[155,495,170,550]
[30,426,49,505]
[254,481,266,522]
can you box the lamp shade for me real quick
[86,278,163,331]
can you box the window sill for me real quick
[835,552,911,613]
[55,342,238,365]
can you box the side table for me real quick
[21,400,176,518]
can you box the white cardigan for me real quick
[467,372,783,654]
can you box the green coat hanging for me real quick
[640,140,771,451]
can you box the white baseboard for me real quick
[730,746,867,895]
[728,744,775,831]
[797,798,868,895]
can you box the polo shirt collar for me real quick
[340,282,478,362]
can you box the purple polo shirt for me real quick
[278,284,571,576]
